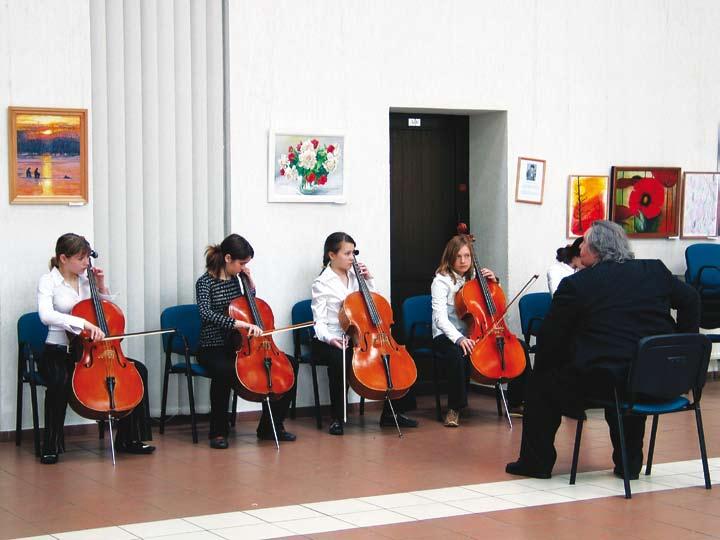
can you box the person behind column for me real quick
[506,220,700,479]
[195,233,296,449]
[431,234,507,427]
[37,233,155,464]
[547,236,584,295]
[311,232,419,435]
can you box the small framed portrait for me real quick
[8,107,88,204]
[515,157,546,204]
[268,131,346,203]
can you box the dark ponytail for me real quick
[205,234,254,275]
[50,233,91,270]
[322,231,355,268]
[555,236,583,264]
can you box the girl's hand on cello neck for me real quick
[91,267,110,294]
[356,262,372,280]
[479,267,497,283]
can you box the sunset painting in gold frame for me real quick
[8,107,88,204]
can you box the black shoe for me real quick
[505,460,552,479]
[118,441,155,454]
[380,413,418,428]
[507,404,524,418]
[209,436,228,449]
[257,430,297,442]
[328,420,344,435]
[613,468,640,480]
[40,453,58,464]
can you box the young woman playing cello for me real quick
[36,233,154,464]
[432,234,514,427]
[311,232,418,436]
[195,233,296,449]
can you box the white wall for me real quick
[0,1,92,431]
[228,0,720,409]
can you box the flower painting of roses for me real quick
[268,132,345,203]
[610,166,680,237]
[567,175,609,238]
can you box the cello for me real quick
[69,250,145,463]
[339,250,417,434]
[228,272,296,448]
[454,226,527,426]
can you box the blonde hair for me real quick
[436,235,475,284]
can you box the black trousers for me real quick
[38,345,152,456]
[198,346,294,439]
[311,339,414,421]
[432,335,530,410]
[518,364,646,475]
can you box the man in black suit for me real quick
[506,220,700,479]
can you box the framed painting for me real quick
[515,157,546,204]
[567,175,609,238]
[680,171,720,238]
[8,107,88,204]
[610,166,680,238]
[268,131,345,203]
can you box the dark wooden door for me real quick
[390,112,469,345]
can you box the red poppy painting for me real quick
[610,167,680,237]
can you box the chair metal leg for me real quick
[30,382,41,457]
[98,420,105,439]
[360,396,365,415]
[230,390,238,428]
[186,370,198,444]
[645,415,659,476]
[570,418,584,485]
[160,358,171,435]
[311,361,322,429]
[16,369,23,446]
[433,354,442,422]
[614,389,632,499]
[694,405,712,490]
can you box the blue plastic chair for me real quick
[159,304,237,443]
[685,244,720,337]
[569,333,712,499]
[16,312,49,456]
[290,299,364,429]
[518,292,552,354]
[401,295,440,419]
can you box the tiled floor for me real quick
[3,384,720,539]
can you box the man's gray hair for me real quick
[586,220,634,263]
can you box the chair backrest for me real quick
[401,295,432,347]
[629,333,711,401]
[685,244,720,290]
[160,304,201,355]
[291,299,315,351]
[518,292,552,342]
[17,312,49,359]
[685,244,720,329]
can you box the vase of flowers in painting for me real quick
[278,138,340,196]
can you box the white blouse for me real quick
[431,271,469,344]
[311,265,375,343]
[37,267,115,345]
[546,261,575,296]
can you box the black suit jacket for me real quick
[535,259,700,376]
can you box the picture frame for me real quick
[610,166,680,238]
[680,171,720,239]
[567,175,610,238]
[514,157,546,204]
[268,131,346,203]
[8,107,88,204]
